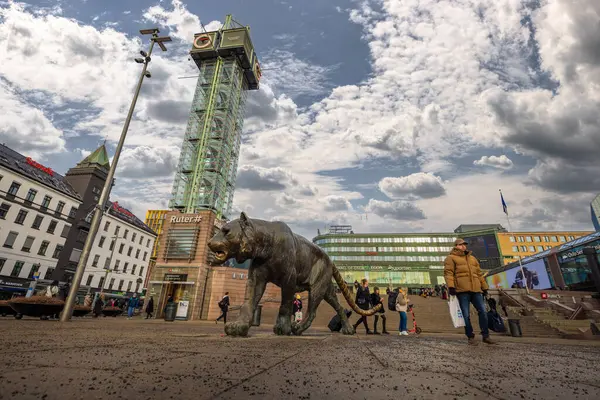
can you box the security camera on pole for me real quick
[60,29,172,322]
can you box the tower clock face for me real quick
[193,34,212,49]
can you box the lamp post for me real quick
[61,29,172,322]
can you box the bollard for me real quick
[251,304,263,326]
[508,319,522,337]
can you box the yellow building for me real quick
[497,231,592,265]
[144,210,169,259]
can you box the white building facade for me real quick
[0,147,82,294]
[81,201,157,295]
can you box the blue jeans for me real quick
[457,292,489,338]
[128,307,135,318]
[398,311,407,332]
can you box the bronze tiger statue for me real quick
[208,212,382,337]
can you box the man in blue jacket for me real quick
[127,293,140,319]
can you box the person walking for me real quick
[370,287,389,334]
[444,239,496,346]
[127,293,139,320]
[352,279,373,334]
[292,294,303,322]
[216,292,230,324]
[145,296,154,319]
[395,288,410,336]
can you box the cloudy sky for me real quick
[1,0,598,239]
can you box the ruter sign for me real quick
[170,215,202,224]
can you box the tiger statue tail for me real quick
[331,262,383,317]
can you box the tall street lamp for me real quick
[61,29,172,322]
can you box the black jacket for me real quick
[355,285,371,310]
[370,292,385,314]
[219,295,230,310]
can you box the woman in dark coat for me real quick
[370,287,389,334]
[352,279,373,334]
[93,294,104,318]
[145,297,154,319]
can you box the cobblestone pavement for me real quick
[0,318,599,400]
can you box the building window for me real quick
[8,181,21,196]
[123,229,129,239]
[118,280,124,290]
[55,201,65,216]
[146,239,150,248]
[543,236,549,242]
[109,278,115,290]
[14,209,28,225]
[3,231,18,248]
[21,236,35,252]
[528,246,535,252]
[135,249,140,259]
[517,236,524,242]
[119,243,124,254]
[25,189,37,203]
[520,246,527,252]
[60,224,71,238]
[99,236,106,248]
[559,236,566,242]
[76,229,87,242]
[47,220,58,234]
[38,240,50,256]
[550,236,558,242]
[86,274,94,286]
[51,244,63,259]
[139,236,143,245]
[31,214,43,229]
[127,281,132,292]
[123,262,129,273]
[98,276,105,289]
[109,239,115,251]
[103,257,111,269]
[28,264,40,279]
[509,236,515,242]
[132,232,136,243]
[92,254,100,267]
[139,266,144,277]
[525,236,532,242]
[0,202,10,219]
[0,258,6,272]
[534,236,541,242]
[143,251,147,261]
[104,221,110,232]
[41,195,52,210]
[11,261,24,277]
[52,245,63,259]
[43,268,54,280]
[512,246,518,252]
[114,260,120,271]
[115,226,120,236]
[546,245,552,250]
[127,246,133,256]
[135,282,141,293]
[537,246,544,252]
[68,207,78,218]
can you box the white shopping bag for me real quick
[294,311,302,322]
[448,296,465,328]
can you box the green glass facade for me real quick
[170,16,260,219]
[313,233,459,287]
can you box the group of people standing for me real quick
[352,279,410,335]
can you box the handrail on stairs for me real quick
[498,288,526,309]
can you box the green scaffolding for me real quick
[170,56,248,219]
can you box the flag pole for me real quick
[500,189,530,295]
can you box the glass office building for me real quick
[313,226,457,287]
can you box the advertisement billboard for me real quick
[486,259,552,290]
[463,233,501,269]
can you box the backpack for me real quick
[388,291,399,312]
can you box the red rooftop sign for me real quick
[112,202,134,218]
[26,157,54,176]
